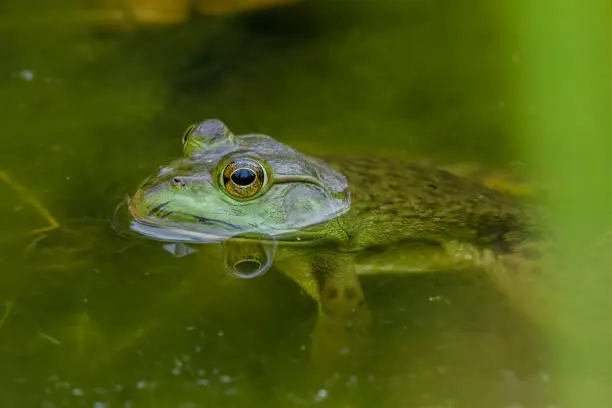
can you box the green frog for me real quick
[126,119,550,362]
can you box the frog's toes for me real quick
[444,240,496,269]
[322,284,365,316]
[443,239,549,307]
[320,284,371,330]
[480,242,555,313]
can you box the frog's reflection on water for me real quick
[163,236,277,279]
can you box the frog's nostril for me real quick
[172,177,186,187]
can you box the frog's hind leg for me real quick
[443,240,550,326]
[277,252,372,372]
[311,252,374,373]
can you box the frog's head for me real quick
[128,119,350,243]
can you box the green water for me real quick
[0,1,568,407]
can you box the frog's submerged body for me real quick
[126,119,550,361]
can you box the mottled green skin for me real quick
[303,155,541,253]
[127,119,547,366]
[132,119,540,254]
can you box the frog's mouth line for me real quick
[129,219,230,243]
[143,201,243,232]
[178,213,242,231]
[147,201,170,217]
[128,207,317,246]
[135,210,242,235]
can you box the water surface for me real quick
[0,2,559,407]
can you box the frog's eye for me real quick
[182,124,196,145]
[221,158,266,200]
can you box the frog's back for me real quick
[321,156,541,253]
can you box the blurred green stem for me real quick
[519,0,612,405]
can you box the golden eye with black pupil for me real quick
[222,158,266,199]
[183,124,196,145]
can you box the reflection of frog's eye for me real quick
[182,124,196,145]
[222,158,266,200]
[171,176,186,188]
[222,239,276,279]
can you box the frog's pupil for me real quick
[231,168,256,186]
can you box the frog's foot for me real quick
[309,254,372,373]
[0,171,59,235]
[313,254,372,329]
[311,298,372,374]
[276,252,372,371]
[443,240,549,319]
[319,281,371,326]
[443,240,498,271]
